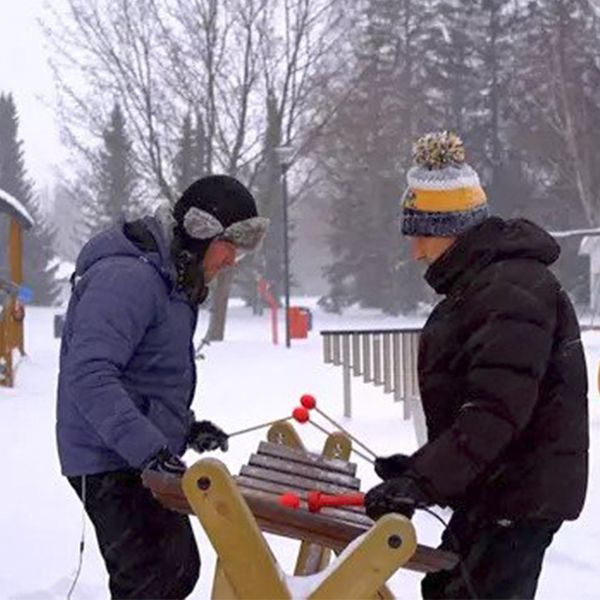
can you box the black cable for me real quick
[418,505,480,600]
[67,475,87,600]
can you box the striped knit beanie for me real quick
[401,131,489,237]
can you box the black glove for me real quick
[374,453,411,481]
[365,474,431,521]
[143,447,187,477]
[187,420,229,453]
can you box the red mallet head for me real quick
[280,492,301,509]
[300,394,317,410]
[307,490,322,512]
[292,406,310,423]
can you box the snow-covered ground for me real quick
[1,303,598,599]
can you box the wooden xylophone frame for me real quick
[143,422,457,599]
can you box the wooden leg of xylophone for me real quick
[211,559,237,600]
[266,421,326,577]
[182,458,290,600]
[268,426,353,578]
[295,431,353,576]
[309,514,417,600]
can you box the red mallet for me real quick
[292,406,310,423]
[307,491,365,513]
[300,394,317,410]
[280,492,301,509]
[279,490,366,513]
[299,394,377,460]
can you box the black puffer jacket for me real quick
[410,217,589,521]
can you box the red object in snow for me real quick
[307,491,365,513]
[288,307,311,339]
[292,406,310,423]
[300,394,317,410]
[280,492,301,509]
[279,490,366,513]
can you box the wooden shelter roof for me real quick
[0,188,34,229]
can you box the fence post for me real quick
[342,334,352,418]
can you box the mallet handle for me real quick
[228,417,291,438]
[307,421,374,464]
[315,407,377,458]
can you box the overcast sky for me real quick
[0,0,65,191]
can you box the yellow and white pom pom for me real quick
[413,131,466,170]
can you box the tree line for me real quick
[317,0,600,313]
[2,0,599,316]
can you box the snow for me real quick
[284,532,368,598]
[47,259,75,282]
[1,303,599,599]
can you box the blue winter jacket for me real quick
[56,217,198,476]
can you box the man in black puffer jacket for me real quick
[365,132,589,599]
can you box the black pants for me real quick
[68,470,200,599]
[422,510,561,600]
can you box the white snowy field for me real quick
[0,303,598,600]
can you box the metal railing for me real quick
[321,328,427,446]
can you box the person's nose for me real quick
[411,239,423,261]
[223,247,237,267]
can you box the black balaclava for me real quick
[171,175,259,305]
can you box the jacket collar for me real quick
[424,217,560,296]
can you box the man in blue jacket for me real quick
[56,175,268,599]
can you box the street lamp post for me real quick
[275,144,293,348]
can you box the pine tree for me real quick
[174,111,208,197]
[191,111,207,180]
[86,102,139,236]
[510,0,600,227]
[506,0,600,298]
[432,1,533,218]
[0,93,59,305]
[50,181,88,262]
[174,112,194,196]
[252,91,286,301]
[320,0,435,313]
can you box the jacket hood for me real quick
[425,217,561,295]
[75,217,175,287]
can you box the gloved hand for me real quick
[187,420,229,453]
[143,447,187,477]
[365,474,431,521]
[374,453,411,481]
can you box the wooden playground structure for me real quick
[0,188,33,387]
[144,422,457,599]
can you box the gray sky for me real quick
[0,0,64,190]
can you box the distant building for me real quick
[579,236,600,312]
[0,187,34,280]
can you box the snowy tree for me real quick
[85,103,140,237]
[318,0,435,313]
[174,111,208,196]
[428,0,535,218]
[44,0,348,337]
[0,93,59,305]
[174,113,194,196]
[49,181,87,263]
[510,0,600,228]
[254,92,286,300]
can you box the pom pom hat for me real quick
[401,131,489,237]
